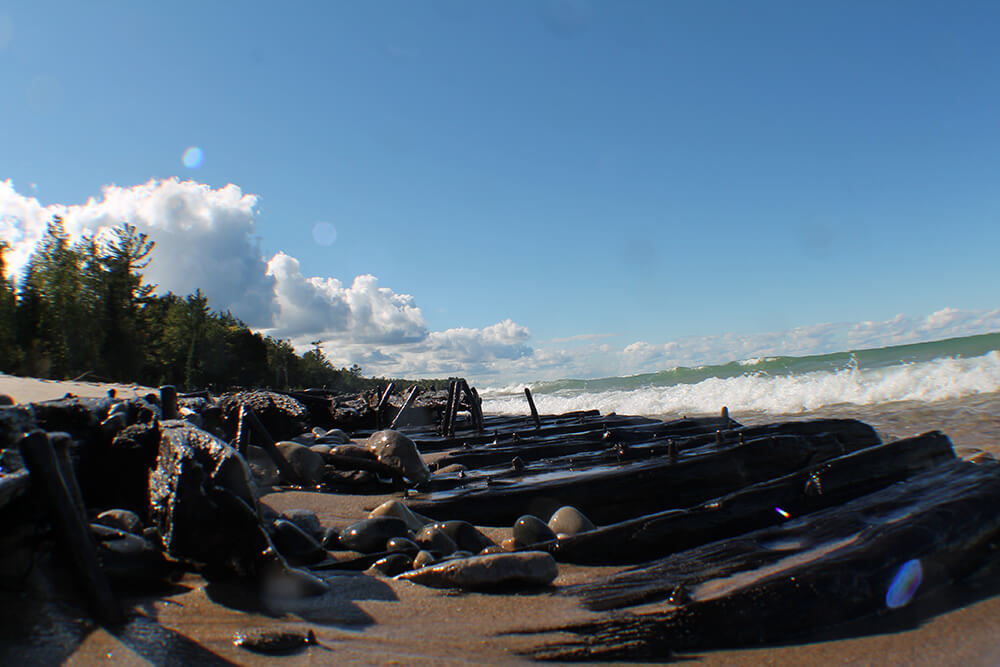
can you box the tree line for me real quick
[0,217,438,393]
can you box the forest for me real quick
[0,217,438,393]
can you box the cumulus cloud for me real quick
[1,178,276,325]
[265,251,426,344]
[0,178,536,379]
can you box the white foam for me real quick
[480,351,1000,416]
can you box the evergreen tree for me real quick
[0,242,21,372]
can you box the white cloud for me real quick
[0,178,536,379]
[265,251,427,344]
[0,178,276,326]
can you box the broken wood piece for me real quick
[390,385,421,430]
[18,430,123,627]
[159,385,178,420]
[524,388,541,431]
[536,431,955,564]
[376,382,395,429]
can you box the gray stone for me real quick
[366,430,431,484]
[366,553,413,577]
[283,509,322,538]
[414,523,458,556]
[339,517,411,553]
[368,499,430,532]
[275,441,325,486]
[95,509,143,536]
[547,506,596,537]
[412,550,436,568]
[395,551,558,590]
[512,514,556,548]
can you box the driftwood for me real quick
[18,430,123,627]
[375,383,395,429]
[528,458,1000,660]
[531,431,955,564]
[524,388,541,430]
[389,385,421,430]
[409,421,879,526]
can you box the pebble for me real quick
[233,627,317,655]
[413,523,458,556]
[368,499,430,532]
[412,550,436,568]
[366,430,431,484]
[94,509,143,536]
[385,536,421,557]
[547,506,596,537]
[512,515,556,548]
[437,520,495,553]
[275,441,326,485]
[339,517,411,553]
[395,551,559,590]
[282,509,322,539]
[366,553,413,577]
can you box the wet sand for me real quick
[2,374,1000,665]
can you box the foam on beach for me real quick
[481,351,1000,416]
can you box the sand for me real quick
[2,373,1000,665]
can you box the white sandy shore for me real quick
[3,375,1000,665]
[0,373,159,404]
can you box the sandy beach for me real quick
[3,373,1000,665]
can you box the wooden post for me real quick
[376,382,395,429]
[390,385,421,430]
[459,380,484,433]
[50,434,89,525]
[447,381,463,438]
[235,403,251,456]
[442,380,458,437]
[160,385,178,420]
[242,407,305,485]
[524,387,541,431]
[19,431,123,627]
[470,386,485,433]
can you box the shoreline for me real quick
[2,375,1000,665]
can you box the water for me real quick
[481,332,1000,418]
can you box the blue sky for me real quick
[3,1,1000,382]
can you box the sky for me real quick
[2,1,1000,384]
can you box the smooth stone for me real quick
[547,506,596,537]
[435,464,467,475]
[0,395,14,406]
[368,499,430,532]
[270,519,325,564]
[95,509,143,536]
[275,441,326,485]
[321,526,340,550]
[412,550,435,568]
[283,509,322,539]
[385,536,421,557]
[311,427,328,438]
[233,627,317,655]
[366,430,431,484]
[394,551,558,590]
[309,444,333,456]
[339,517,411,554]
[366,553,413,577]
[438,520,495,553]
[331,444,375,459]
[413,524,458,556]
[512,515,557,548]
[321,429,352,445]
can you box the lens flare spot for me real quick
[886,559,922,609]
[182,146,204,169]
[774,507,790,519]
[312,221,338,246]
